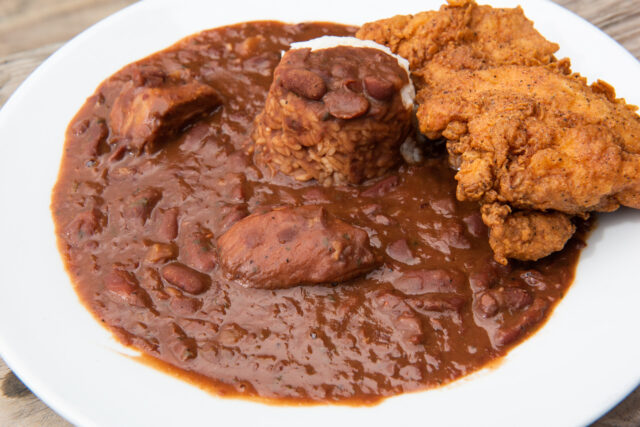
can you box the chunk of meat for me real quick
[216,204,249,235]
[109,81,221,153]
[481,204,576,265]
[218,206,379,289]
[145,243,177,263]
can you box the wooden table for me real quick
[0,0,638,425]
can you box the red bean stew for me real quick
[52,21,587,404]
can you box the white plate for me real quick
[0,0,639,426]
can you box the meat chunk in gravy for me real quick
[109,81,221,153]
[218,206,379,289]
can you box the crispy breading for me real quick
[357,0,558,77]
[423,64,640,214]
[358,0,640,263]
[481,204,576,265]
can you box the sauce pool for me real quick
[52,21,587,404]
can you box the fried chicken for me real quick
[357,0,558,82]
[425,63,640,212]
[357,0,640,263]
[481,203,576,263]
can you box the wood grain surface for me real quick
[0,0,639,425]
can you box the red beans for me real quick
[71,117,107,158]
[374,291,425,345]
[166,323,197,361]
[162,263,210,294]
[394,269,464,295]
[155,208,179,241]
[520,270,548,290]
[406,294,466,313]
[493,298,549,347]
[125,188,162,225]
[169,294,202,316]
[64,208,105,245]
[280,68,327,100]
[360,175,399,198]
[475,292,499,318]
[501,287,533,311]
[323,88,369,119]
[463,212,487,237]
[474,287,533,317]
[386,239,419,265]
[180,226,217,272]
[364,76,395,100]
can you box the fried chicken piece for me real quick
[481,204,575,264]
[356,0,558,80]
[358,0,640,263]
[426,64,640,214]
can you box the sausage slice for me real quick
[218,206,379,289]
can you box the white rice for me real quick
[289,36,415,109]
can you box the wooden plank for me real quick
[0,0,639,426]
[0,43,62,106]
[0,0,136,56]
[0,363,70,426]
[594,386,640,427]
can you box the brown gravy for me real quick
[52,21,586,404]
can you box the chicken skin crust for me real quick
[356,0,558,79]
[358,0,640,264]
[423,62,640,213]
